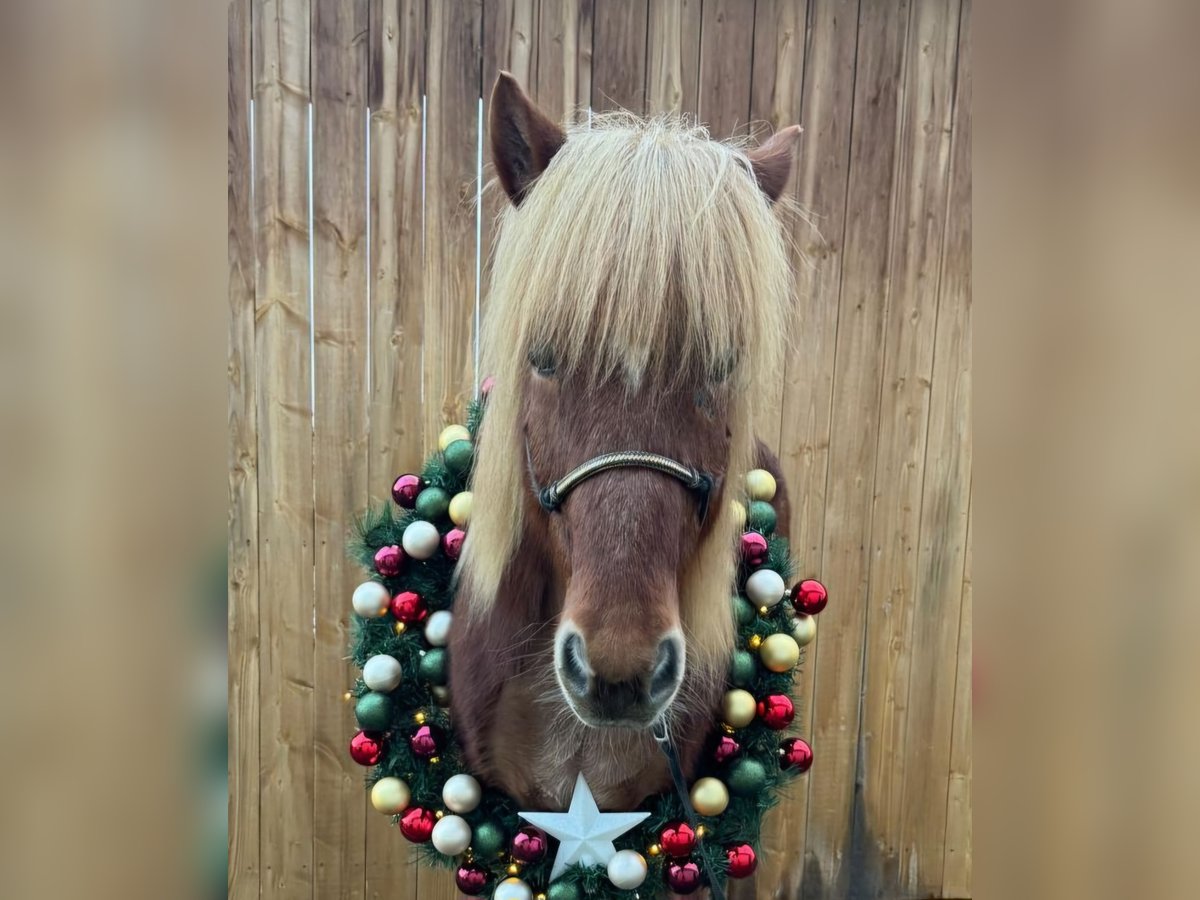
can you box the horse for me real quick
[449,73,800,816]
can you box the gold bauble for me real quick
[369,777,411,814]
[393,621,406,635]
[760,633,801,673]
[696,825,706,838]
[792,613,818,647]
[449,491,474,526]
[747,634,763,651]
[342,691,353,702]
[647,844,661,857]
[730,500,747,529]
[414,711,427,725]
[507,862,521,876]
[690,777,730,817]
[438,424,471,451]
[745,469,777,501]
[721,689,757,728]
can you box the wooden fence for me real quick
[228,1,972,897]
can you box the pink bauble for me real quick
[510,826,548,863]
[391,474,424,508]
[442,527,466,560]
[373,545,404,577]
[740,531,769,567]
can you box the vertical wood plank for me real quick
[534,0,595,123]
[592,0,649,112]
[365,1,425,896]
[645,0,702,117]
[858,0,961,893]
[228,2,260,897]
[803,1,911,896]
[485,0,538,89]
[897,1,970,891]
[696,0,756,138]
[312,1,369,897]
[742,3,823,897]
[423,0,483,447]
[252,1,314,896]
[941,498,972,897]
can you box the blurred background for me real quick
[1,0,1198,899]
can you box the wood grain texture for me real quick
[252,1,315,896]
[312,1,370,897]
[365,2,425,897]
[942,496,972,897]
[802,1,911,897]
[423,0,483,446]
[697,0,756,138]
[592,0,649,112]
[534,0,595,123]
[227,3,259,897]
[859,0,961,891]
[646,0,702,116]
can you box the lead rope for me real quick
[653,721,728,900]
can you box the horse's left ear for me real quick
[746,125,803,203]
[490,71,567,206]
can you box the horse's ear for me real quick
[490,71,567,206]
[746,125,803,203]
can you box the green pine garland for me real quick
[347,396,814,898]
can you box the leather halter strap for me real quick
[532,447,714,521]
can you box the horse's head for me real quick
[458,74,798,731]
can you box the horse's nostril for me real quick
[592,677,642,717]
[649,636,684,703]
[560,632,590,698]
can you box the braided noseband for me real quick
[528,442,714,522]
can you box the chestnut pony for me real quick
[449,74,799,812]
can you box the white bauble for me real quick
[607,849,648,889]
[441,773,482,814]
[792,613,818,646]
[351,581,390,618]
[369,777,410,814]
[424,610,453,647]
[431,814,472,855]
[746,468,777,501]
[438,424,471,451]
[362,654,402,692]
[493,878,533,900]
[401,521,441,560]
[745,568,787,608]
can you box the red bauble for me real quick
[398,806,437,843]
[665,860,703,894]
[757,693,795,730]
[391,474,424,508]
[389,590,428,624]
[510,826,548,863]
[454,862,490,895]
[726,843,758,878]
[791,578,828,615]
[442,527,466,560]
[348,731,383,766]
[713,735,742,764]
[740,531,769,567]
[409,724,443,758]
[780,736,814,772]
[373,545,404,577]
[659,821,697,858]
[480,375,496,396]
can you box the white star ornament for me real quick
[518,773,650,881]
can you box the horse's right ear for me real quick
[490,72,566,206]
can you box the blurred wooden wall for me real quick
[228,0,972,897]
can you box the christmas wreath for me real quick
[345,390,826,899]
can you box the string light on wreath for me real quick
[345,399,819,900]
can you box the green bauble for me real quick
[443,439,474,478]
[414,486,451,521]
[727,757,769,796]
[733,596,756,627]
[470,820,506,859]
[747,500,777,534]
[419,648,449,686]
[354,692,394,732]
[546,882,583,900]
[730,650,757,688]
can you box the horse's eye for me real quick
[529,345,557,377]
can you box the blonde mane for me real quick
[462,113,794,672]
